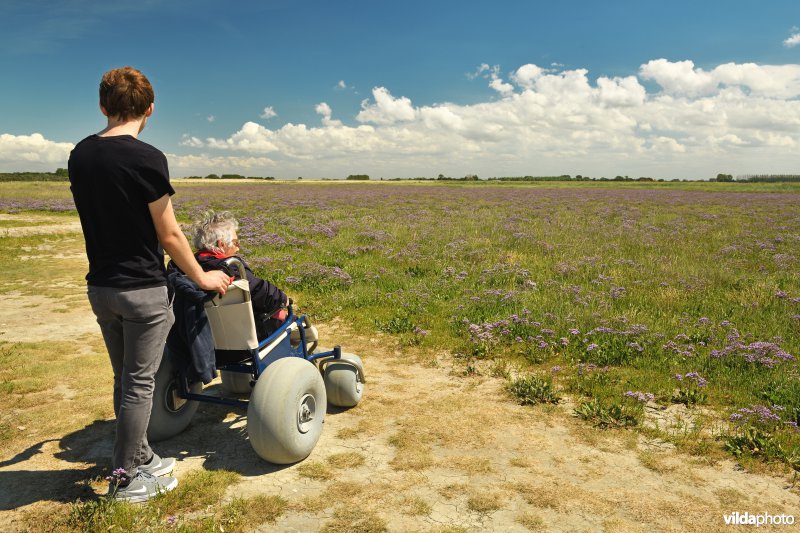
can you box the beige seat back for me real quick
[204,278,259,350]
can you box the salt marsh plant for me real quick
[3,180,799,470]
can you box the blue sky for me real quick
[1,0,799,179]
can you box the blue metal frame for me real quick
[174,305,341,407]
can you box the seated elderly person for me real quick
[191,210,289,339]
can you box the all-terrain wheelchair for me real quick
[147,257,365,464]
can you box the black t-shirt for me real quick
[68,134,176,288]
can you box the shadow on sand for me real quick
[0,396,320,510]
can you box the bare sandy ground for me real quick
[0,214,797,532]
[0,214,83,237]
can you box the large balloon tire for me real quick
[148,349,201,442]
[247,357,326,464]
[324,353,364,408]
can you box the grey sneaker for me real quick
[109,471,178,503]
[139,453,175,477]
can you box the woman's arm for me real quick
[149,194,230,294]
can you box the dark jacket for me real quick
[196,253,287,316]
[166,266,218,384]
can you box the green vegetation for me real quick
[62,470,286,532]
[2,179,799,480]
[506,374,561,405]
[182,173,276,180]
[0,168,69,181]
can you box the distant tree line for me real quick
[0,168,69,181]
[3,169,799,184]
[489,175,665,182]
[184,174,275,180]
[736,174,800,183]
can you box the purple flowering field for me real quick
[3,180,798,469]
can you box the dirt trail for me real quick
[0,214,798,532]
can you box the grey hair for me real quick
[191,210,239,253]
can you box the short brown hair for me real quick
[99,66,154,121]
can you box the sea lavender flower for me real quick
[586,343,599,352]
[674,372,707,388]
[627,341,644,352]
[105,467,129,483]
[624,391,654,403]
[730,404,785,426]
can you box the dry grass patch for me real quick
[294,495,330,513]
[438,483,468,499]
[390,448,435,471]
[517,512,547,531]
[446,454,493,474]
[0,340,112,452]
[620,492,714,527]
[388,429,435,471]
[297,461,334,481]
[389,430,436,470]
[216,494,287,531]
[638,450,678,474]
[324,480,365,499]
[335,398,391,439]
[400,495,431,516]
[1,234,88,299]
[466,489,505,513]
[512,482,570,511]
[320,506,387,533]
[510,456,531,468]
[714,487,750,507]
[327,451,365,469]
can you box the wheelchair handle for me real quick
[222,256,247,282]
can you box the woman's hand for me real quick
[196,270,231,295]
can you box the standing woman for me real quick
[68,66,231,502]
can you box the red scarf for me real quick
[197,251,230,259]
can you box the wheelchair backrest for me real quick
[204,278,259,350]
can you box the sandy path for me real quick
[0,214,797,531]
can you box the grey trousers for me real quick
[88,285,174,477]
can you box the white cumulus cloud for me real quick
[0,133,73,170]
[166,153,275,175]
[260,106,277,119]
[640,59,717,97]
[315,102,332,119]
[356,87,417,125]
[784,33,800,47]
[641,59,800,99]
[183,59,800,178]
[511,64,544,89]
